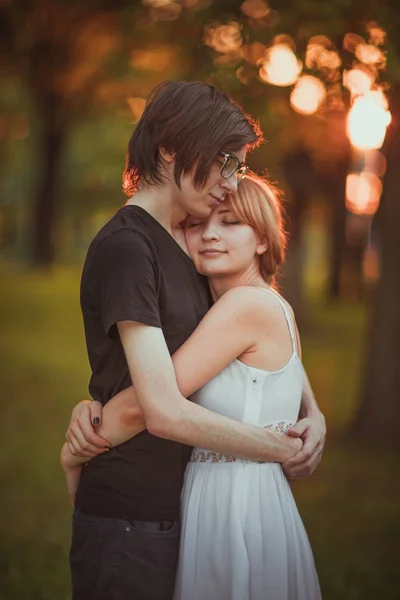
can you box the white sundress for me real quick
[173,288,322,600]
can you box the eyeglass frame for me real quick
[218,152,249,181]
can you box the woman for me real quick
[62,173,321,600]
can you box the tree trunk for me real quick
[280,147,315,324]
[31,121,66,266]
[327,162,347,300]
[352,114,400,440]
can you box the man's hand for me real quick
[65,400,109,458]
[282,412,326,479]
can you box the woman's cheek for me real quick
[184,237,197,260]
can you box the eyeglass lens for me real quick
[222,156,240,178]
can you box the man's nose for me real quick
[221,173,238,195]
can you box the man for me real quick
[65,81,326,600]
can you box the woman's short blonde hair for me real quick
[228,172,287,286]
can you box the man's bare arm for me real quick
[116,321,301,463]
[283,366,326,478]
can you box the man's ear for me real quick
[159,147,175,164]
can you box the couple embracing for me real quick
[61,81,326,600]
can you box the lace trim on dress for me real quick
[190,421,295,464]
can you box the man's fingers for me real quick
[283,436,319,470]
[287,421,309,438]
[286,454,321,479]
[286,428,302,438]
[284,445,314,468]
[283,439,322,478]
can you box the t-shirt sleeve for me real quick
[95,229,161,339]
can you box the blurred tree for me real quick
[198,0,400,437]
[0,0,138,265]
[353,87,400,439]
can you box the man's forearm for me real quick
[95,386,301,463]
[148,395,301,463]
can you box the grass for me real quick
[0,261,399,599]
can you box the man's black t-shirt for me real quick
[75,205,210,521]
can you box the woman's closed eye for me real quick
[222,220,242,226]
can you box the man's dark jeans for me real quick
[70,509,180,600]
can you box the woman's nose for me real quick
[202,223,220,240]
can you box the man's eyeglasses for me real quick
[219,152,249,182]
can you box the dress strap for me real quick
[257,287,297,354]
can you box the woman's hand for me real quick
[65,400,110,458]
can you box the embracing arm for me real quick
[299,367,324,419]
[282,365,326,478]
[98,287,302,463]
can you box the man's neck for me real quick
[126,184,186,233]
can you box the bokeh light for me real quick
[347,90,391,150]
[355,43,386,67]
[260,44,302,86]
[343,32,365,53]
[346,171,382,215]
[240,0,270,19]
[290,75,326,115]
[142,0,182,20]
[305,38,341,73]
[204,21,242,55]
[343,68,374,96]
[364,150,387,178]
[241,41,266,65]
[367,21,386,46]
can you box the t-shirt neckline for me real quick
[121,204,194,265]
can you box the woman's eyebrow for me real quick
[217,209,232,215]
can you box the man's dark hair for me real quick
[123,81,262,195]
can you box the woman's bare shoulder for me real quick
[211,285,284,327]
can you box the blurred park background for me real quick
[1,0,400,598]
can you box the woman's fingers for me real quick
[66,405,110,456]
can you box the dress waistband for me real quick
[190,421,295,464]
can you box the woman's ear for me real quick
[256,238,268,256]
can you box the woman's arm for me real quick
[60,443,86,506]
[68,287,302,462]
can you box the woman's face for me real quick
[185,199,266,278]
